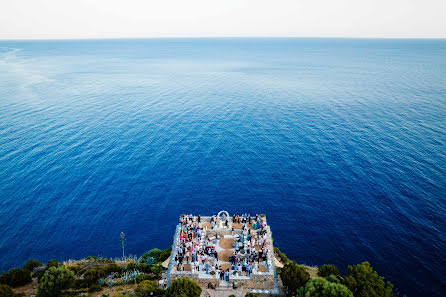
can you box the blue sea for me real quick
[0,38,445,296]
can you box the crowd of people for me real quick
[172,213,271,281]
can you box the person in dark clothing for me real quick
[198,214,201,223]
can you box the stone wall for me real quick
[169,272,275,290]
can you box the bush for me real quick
[318,264,340,277]
[164,278,201,297]
[135,274,152,283]
[140,247,171,264]
[157,248,172,263]
[280,262,310,296]
[228,295,236,297]
[151,263,163,278]
[0,268,32,288]
[0,284,14,297]
[23,259,42,272]
[134,280,164,297]
[32,269,46,281]
[302,278,353,297]
[342,262,393,297]
[126,263,151,274]
[274,247,291,265]
[88,284,103,293]
[245,293,260,297]
[83,267,107,287]
[46,260,59,268]
[326,274,341,284]
[37,266,75,297]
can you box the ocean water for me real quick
[0,38,445,296]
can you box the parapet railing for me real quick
[166,224,181,286]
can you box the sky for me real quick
[1,0,446,39]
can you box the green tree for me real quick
[0,284,14,297]
[0,268,31,288]
[245,293,260,297]
[318,264,340,277]
[326,274,341,284]
[164,278,202,297]
[280,262,310,296]
[37,266,75,297]
[151,263,163,278]
[342,262,393,297]
[134,280,164,297]
[303,278,353,297]
[23,260,42,272]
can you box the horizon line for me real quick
[1,36,446,42]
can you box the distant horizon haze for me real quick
[1,0,446,39]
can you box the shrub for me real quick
[318,264,340,277]
[164,278,201,297]
[245,293,260,297]
[83,267,107,287]
[326,274,341,284]
[135,274,152,283]
[342,262,393,297]
[273,247,290,264]
[0,268,32,288]
[32,269,46,281]
[228,295,236,297]
[303,277,353,297]
[46,260,59,268]
[134,280,164,297]
[151,263,163,278]
[140,247,171,264]
[88,284,103,293]
[280,262,310,296]
[157,247,172,263]
[37,266,75,297]
[23,259,42,272]
[0,284,14,297]
[127,263,151,274]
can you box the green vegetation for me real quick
[150,263,163,278]
[37,266,75,297]
[88,284,103,293]
[134,280,164,297]
[325,274,341,284]
[0,268,32,288]
[245,293,260,297]
[126,263,151,274]
[164,278,201,297]
[276,250,393,297]
[274,247,291,264]
[318,264,340,277]
[47,260,59,268]
[299,278,353,297]
[139,247,171,264]
[83,267,108,287]
[280,262,310,296]
[0,284,14,297]
[135,274,153,283]
[342,262,393,297]
[23,259,42,272]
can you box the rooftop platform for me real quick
[166,211,279,295]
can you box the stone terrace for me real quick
[166,211,279,296]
